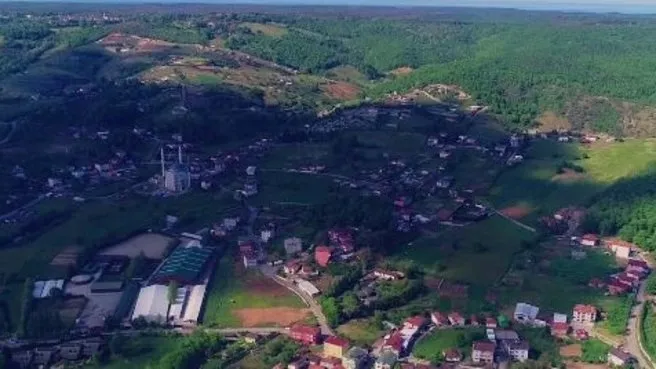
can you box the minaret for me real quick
[160,147,166,177]
[178,145,183,164]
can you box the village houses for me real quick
[572,304,597,323]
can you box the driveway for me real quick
[259,264,334,336]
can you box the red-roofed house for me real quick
[575,329,589,340]
[324,336,350,359]
[486,317,498,328]
[588,278,606,289]
[315,246,333,267]
[572,305,597,323]
[383,333,404,355]
[284,260,302,275]
[320,356,343,369]
[616,273,637,288]
[608,280,630,295]
[243,251,258,268]
[628,258,649,271]
[443,348,462,363]
[290,325,322,345]
[580,234,599,247]
[404,316,427,330]
[239,242,255,254]
[472,341,496,363]
[470,315,480,326]
[448,312,465,326]
[551,322,570,338]
[431,312,449,327]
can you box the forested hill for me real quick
[4,5,656,135]
[224,13,656,134]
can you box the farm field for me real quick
[413,328,485,361]
[394,215,535,286]
[203,255,309,328]
[490,139,656,223]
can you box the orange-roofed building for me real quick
[315,246,333,267]
[324,336,350,359]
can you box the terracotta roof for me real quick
[582,234,599,241]
[573,304,597,315]
[291,325,321,336]
[486,317,497,326]
[384,333,404,352]
[324,336,350,349]
[551,322,569,332]
[473,341,496,352]
[629,259,649,268]
[405,315,427,328]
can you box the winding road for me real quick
[625,281,653,369]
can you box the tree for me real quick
[18,278,33,337]
[340,292,361,318]
[320,297,341,327]
[646,274,656,295]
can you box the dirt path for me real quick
[494,209,537,233]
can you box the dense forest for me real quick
[5,7,656,132]
[583,172,656,251]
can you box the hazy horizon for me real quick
[0,0,655,14]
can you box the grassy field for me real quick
[352,130,426,154]
[85,335,178,369]
[203,255,306,328]
[260,143,331,170]
[253,171,336,206]
[490,139,656,223]
[413,328,485,362]
[336,318,385,346]
[394,215,535,286]
[240,22,288,37]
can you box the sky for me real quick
[2,0,656,14]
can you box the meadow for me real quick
[489,139,656,223]
[413,328,485,362]
[394,215,535,286]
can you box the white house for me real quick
[284,237,303,255]
[514,303,539,323]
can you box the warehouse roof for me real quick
[151,246,213,285]
[131,284,169,322]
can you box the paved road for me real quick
[627,275,655,368]
[259,264,334,336]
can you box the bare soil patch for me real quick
[499,205,532,219]
[50,245,82,267]
[537,111,572,132]
[100,233,174,259]
[234,307,310,327]
[323,81,361,100]
[98,33,174,53]
[560,344,582,358]
[390,66,414,76]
